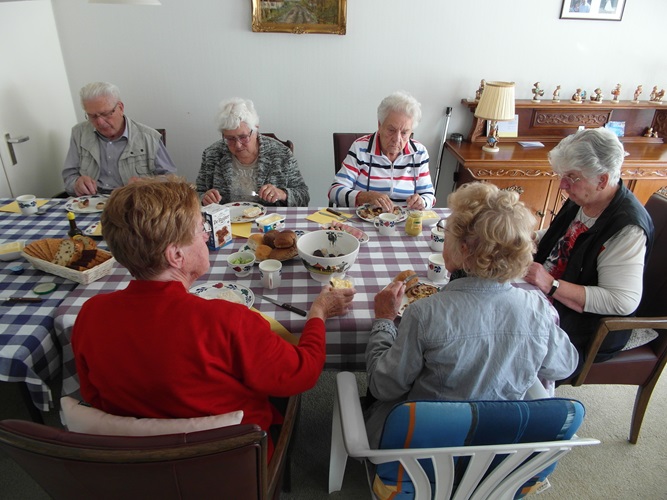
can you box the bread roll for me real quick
[255,244,273,261]
[263,230,280,248]
[274,230,296,249]
[247,233,265,251]
[269,245,297,261]
[394,270,418,287]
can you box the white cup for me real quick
[259,259,282,289]
[374,213,398,236]
[427,254,448,283]
[16,194,38,215]
[430,227,445,252]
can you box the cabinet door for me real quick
[488,178,556,229]
[627,179,667,206]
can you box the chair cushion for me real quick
[61,396,243,436]
[622,328,659,351]
[374,398,585,500]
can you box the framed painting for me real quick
[560,0,626,20]
[252,0,347,35]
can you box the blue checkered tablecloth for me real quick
[54,206,452,399]
[0,198,105,411]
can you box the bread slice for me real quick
[52,239,78,266]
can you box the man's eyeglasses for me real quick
[85,102,119,121]
[223,130,253,145]
[558,173,582,187]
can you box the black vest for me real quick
[535,181,654,360]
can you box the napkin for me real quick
[0,199,49,213]
[305,210,353,224]
[251,307,298,345]
[231,222,253,239]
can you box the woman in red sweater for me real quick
[72,177,355,458]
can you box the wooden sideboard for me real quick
[446,99,667,228]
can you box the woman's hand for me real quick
[259,184,286,203]
[524,262,553,295]
[374,281,405,320]
[202,189,222,206]
[357,191,393,213]
[308,286,356,320]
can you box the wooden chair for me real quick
[332,133,368,174]
[261,133,293,153]
[329,372,598,500]
[563,191,667,443]
[0,394,300,500]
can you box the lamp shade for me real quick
[89,0,161,4]
[474,81,516,121]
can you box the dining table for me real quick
[0,197,106,413]
[53,205,452,400]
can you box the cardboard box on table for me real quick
[201,204,232,250]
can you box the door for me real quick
[0,0,76,198]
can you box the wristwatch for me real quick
[547,279,560,297]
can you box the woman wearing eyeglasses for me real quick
[524,128,654,368]
[196,98,310,207]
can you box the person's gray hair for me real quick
[216,98,259,133]
[377,91,422,129]
[548,127,624,185]
[79,82,121,108]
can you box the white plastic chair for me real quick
[329,372,599,500]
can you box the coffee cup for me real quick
[16,194,38,215]
[227,251,255,277]
[427,254,448,283]
[374,213,398,236]
[429,227,445,252]
[259,259,282,289]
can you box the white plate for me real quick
[83,221,103,237]
[319,222,369,244]
[356,203,408,224]
[398,281,441,317]
[189,281,254,308]
[222,202,267,223]
[240,230,305,263]
[64,195,109,214]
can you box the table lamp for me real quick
[474,81,515,153]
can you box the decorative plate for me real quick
[398,281,441,317]
[83,221,103,237]
[222,202,267,223]
[189,281,254,308]
[356,203,408,224]
[64,195,110,214]
[319,221,369,244]
[241,230,305,263]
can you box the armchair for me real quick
[563,191,667,443]
[329,372,598,500]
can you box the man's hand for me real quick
[202,189,222,206]
[357,191,393,213]
[374,281,405,320]
[74,176,98,196]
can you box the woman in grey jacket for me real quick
[196,98,310,207]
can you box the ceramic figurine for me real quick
[590,88,603,103]
[532,82,544,102]
[611,83,621,103]
[644,127,654,137]
[552,85,561,102]
[650,87,666,103]
[475,79,486,101]
[571,88,583,103]
[632,85,643,103]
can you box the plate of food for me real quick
[241,229,305,263]
[83,221,103,237]
[189,281,254,308]
[222,202,267,223]
[64,195,109,214]
[356,203,409,224]
[319,221,369,244]
[398,281,441,317]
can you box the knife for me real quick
[1,296,42,303]
[256,294,307,317]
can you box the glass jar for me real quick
[404,210,423,237]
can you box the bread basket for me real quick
[21,250,115,285]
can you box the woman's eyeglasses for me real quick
[558,173,582,187]
[223,130,253,145]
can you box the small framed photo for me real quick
[560,0,626,21]
[252,0,347,35]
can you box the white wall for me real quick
[51,0,667,206]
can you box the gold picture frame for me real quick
[252,0,347,35]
